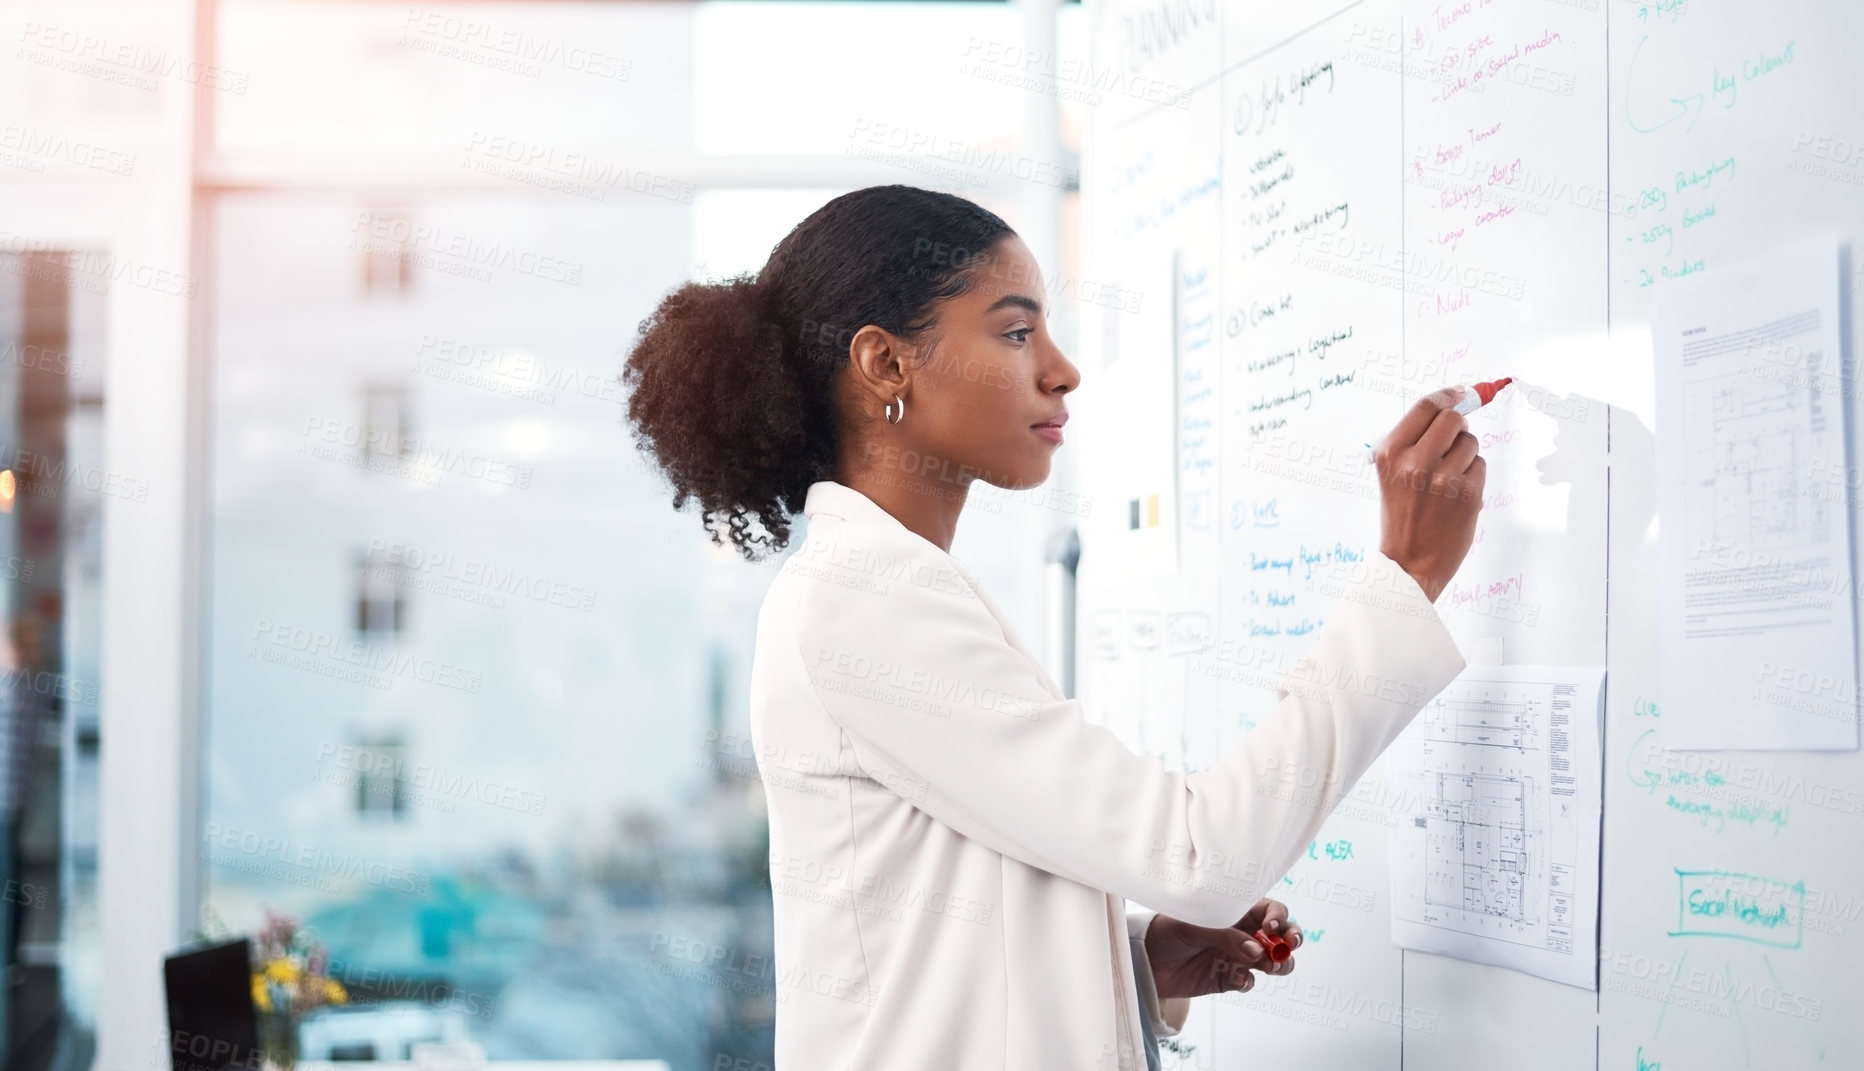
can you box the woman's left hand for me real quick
[1143,898,1303,1000]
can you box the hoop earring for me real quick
[884,394,906,425]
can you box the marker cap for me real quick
[1253,927,1292,963]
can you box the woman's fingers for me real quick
[1234,897,1271,933]
[1444,429,1480,472]
[1262,908,1301,976]
[1380,386,1466,458]
[1259,899,1289,932]
[1375,387,1486,602]
[1416,405,1470,460]
[1225,965,1256,992]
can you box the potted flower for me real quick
[249,910,348,1071]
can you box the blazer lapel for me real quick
[804,479,1070,702]
[966,579,1067,702]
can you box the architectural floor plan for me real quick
[1389,666,1605,987]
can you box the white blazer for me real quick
[748,479,1467,1069]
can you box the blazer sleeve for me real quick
[1126,905,1191,1038]
[791,527,1466,929]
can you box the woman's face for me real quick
[859,234,1080,495]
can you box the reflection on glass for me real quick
[204,197,775,1070]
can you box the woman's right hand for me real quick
[1369,386,1486,603]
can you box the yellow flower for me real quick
[265,958,301,985]
[323,978,348,1003]
[251,974,271,1013]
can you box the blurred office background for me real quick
[0,1,1092,1068]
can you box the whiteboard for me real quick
[1073,0,1864,1068]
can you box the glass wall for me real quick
[201,194,781,1065]
[199,3,1085,1068]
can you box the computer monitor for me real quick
[164,938,263,1071]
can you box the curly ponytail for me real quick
[622,184,1014,561]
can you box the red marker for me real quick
[1448,376,1514,415]
[1253,928,1292,964]
[1364,376,1514,461]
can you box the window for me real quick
[359,209,416,297]
[361,381,411,461]
[351,734,408,819]
[355,546,408,638]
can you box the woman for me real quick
[623,185,1483,1070]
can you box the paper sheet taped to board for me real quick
[1387,665,1606,989]
[1652,233,1858,752]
